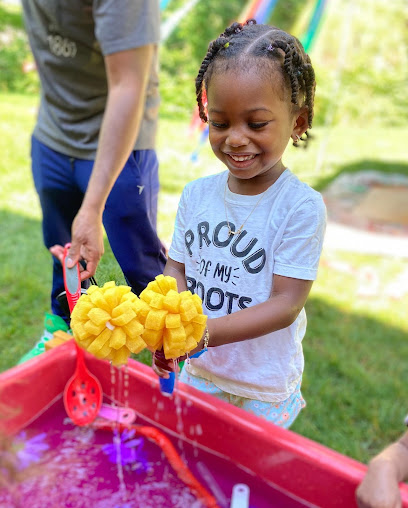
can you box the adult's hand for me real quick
[49,209,104,281]
[356,459,402,508]
[67,207,104,280]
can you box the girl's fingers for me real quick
[152,363,170,379]
[153,351,174,373]
[153,357,173,372]
[153,349,175,372]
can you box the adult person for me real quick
[356,430,408,508]
[21,0,167,325]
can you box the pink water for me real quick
[0,398,308,508]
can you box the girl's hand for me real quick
[151,327,208,379]
[188,336,206,357]
[152,349,182,379]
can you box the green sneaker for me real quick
[43,312,69,334]
[17,312,70,365]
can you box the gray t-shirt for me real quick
[22,0,160,159]
[169,169,327,402]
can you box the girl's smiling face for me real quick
[206,63,307,193]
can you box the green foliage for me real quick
[0,32,39,93]
[0,3,24,30]
[310,0,408,127]
[0,3,39,93]
[271,0,308,31]
[159,0,244,119]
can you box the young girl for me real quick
[154,20,326,428]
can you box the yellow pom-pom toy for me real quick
[140,275,207,359]
[71,275,207,364]
[70,281,146,366]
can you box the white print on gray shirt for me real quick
[47,34,77,57]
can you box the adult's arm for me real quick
[66,45,155,279]
[356,431,408,508]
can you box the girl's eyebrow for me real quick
[208,107,273,114]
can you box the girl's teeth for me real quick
[230,154,255,162]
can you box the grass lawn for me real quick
[1,92,408,464]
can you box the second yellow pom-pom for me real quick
[140,274,207,359]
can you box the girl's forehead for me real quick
[207,66,288,106]
[208,58,287,97]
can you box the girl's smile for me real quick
[225,152,259,167]
[207,65,307,194]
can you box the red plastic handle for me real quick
[62,243,81,314]
[74,342,87,376]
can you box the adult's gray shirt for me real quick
[22,0,160,160]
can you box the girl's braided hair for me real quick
[195,19,316,147]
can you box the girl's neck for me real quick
[227,160,287,195]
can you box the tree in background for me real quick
[159,0,244,118]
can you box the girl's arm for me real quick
[165,257,313,348]
[163,258,188,292]
[207,274,313,347]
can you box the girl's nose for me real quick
[225,128,249,147]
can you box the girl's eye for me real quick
[209,121,227,128]
[249,122,270,129]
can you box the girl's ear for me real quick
[292,106,309,138]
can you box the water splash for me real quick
[11,431,50,470]
[102,428,149,473]
[109,362,127,500]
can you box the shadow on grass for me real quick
[293,293,408,463]
[314,159,408,192]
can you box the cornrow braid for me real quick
[195,35,230,123]
[195,21,249,122]
[195,19,316,147]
